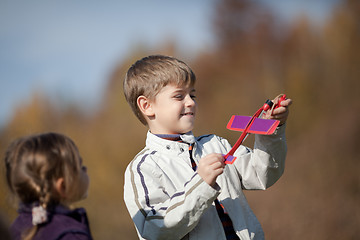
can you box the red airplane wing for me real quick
[226,115,279,135]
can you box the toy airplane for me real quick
[224,95,286,164]
[226,115,279,135]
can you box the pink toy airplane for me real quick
[224,94,286,164]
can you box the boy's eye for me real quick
[190,94,196,99]
[174,94,184,99]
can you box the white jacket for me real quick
[124,126,287,240]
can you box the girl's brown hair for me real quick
[4,132,87,240]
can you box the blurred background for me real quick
[1,0,359,239]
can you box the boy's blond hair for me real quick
[124,55,196,125]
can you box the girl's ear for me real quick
[137,96,155,117]
[54,178,66,198]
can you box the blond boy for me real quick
[123,55,292,240]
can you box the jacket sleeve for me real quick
[123,152,220,240]
[225,124,287,190]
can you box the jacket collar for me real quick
[146,131,196,155]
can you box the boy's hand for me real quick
[197,153,225,187]
[264,96,293,125]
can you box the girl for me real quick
[4,132,92,240]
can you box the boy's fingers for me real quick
[281,98,292,107]
[211,160,225,170]
[206,153,225,163]
[213,168,224,177]
[276,113,289,125]
[271,106,288,116]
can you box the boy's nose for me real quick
[185,95,195,106]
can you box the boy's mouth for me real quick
[181,112,194,116]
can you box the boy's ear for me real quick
[54,178,66,198]
[137,95,155,117]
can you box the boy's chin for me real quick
[181,127,194,134]
[151,124,194,135]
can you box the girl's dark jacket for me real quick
[10,204,92,240]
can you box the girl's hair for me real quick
[123,55,196,125]
[4,132,86,240]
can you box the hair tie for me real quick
[32,205,48,225]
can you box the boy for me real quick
[123,55,292,240]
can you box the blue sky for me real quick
[0,0,338,127]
